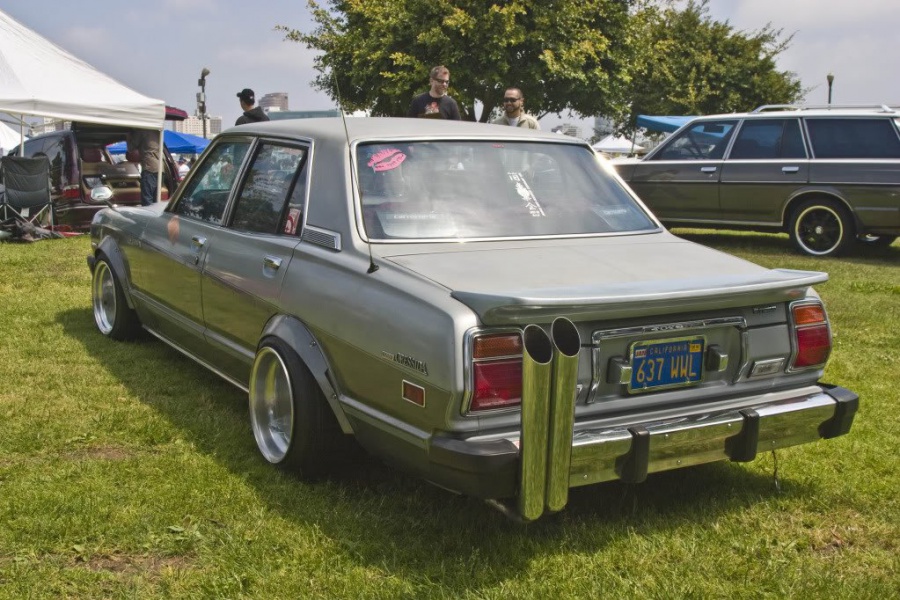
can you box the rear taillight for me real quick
[790,301,832,370]
[469,333,523,412]
[62,185,82,201]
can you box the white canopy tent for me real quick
[0,9,165,129]
[0,120,27,155]
[592,134,644,155]
[0,8,165,199]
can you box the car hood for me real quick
[379,236,827,324]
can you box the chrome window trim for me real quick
[588,317,747,404]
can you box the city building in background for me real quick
[175,115,223,137]
[260,92,289,112]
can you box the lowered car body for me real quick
[88,118,857,521]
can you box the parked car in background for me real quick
[613,105,900,256]
[8,122,178,230]
[87,118,857,521]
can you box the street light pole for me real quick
[826,72,834,106]
[197,67,210,138]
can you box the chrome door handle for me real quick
[191,236,207,249]
[700,166,718,174]
[264,256,283,270]
[782,166,800,174]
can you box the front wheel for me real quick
[248,338,346,479]
[789,200,855,257]
[91,255,141,340]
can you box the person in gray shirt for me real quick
[127,128,161,206]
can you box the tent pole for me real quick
[156,128,164,204]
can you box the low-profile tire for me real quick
[249,337,346,479]
[91,254,141,340]
[857,234,897,247]
[789,199,856,257]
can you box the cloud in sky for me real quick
[4,1,899,131]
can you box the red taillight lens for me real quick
[469,333,523,412]
[794,325,831,368]
[791,302,831,369]
[62,185,82,200]
[471,360,522,411]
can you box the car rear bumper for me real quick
[423,384,857,510]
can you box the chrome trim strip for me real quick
[143,326,249,393]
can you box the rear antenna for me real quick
[333,70,379,274]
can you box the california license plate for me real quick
[628,336,705,393]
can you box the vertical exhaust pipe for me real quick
[518,325,553,522]
[546,317,581,513]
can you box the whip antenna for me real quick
[333,70,379,274]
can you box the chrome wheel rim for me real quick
[795,205,843,255]
[249,347,294,463]
[91,261,116,335]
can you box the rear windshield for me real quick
[356,140,655,240]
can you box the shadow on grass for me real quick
[59,306,814,590]
[671,228,900,266]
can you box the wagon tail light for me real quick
[469,333,523,412]
[62,184,82,201]
[790,301,832,370]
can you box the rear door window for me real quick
[729,118,806,159]
[806,118,900,159]
[229,143,309,235]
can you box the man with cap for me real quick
[235,88,270,125]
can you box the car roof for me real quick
[221,116,590,146]
[691,105,900,121]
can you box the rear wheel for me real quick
[91,255,141,340]
[249,337,345,478]
[789,199,855,257]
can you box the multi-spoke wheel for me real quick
[91,255,141,340]
[249,338,346,478]
[789,199,855,257]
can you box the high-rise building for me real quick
[174,115,223,138]
[260,92,289,112]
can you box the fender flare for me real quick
[94,236,136,310]
[260,314,353,434]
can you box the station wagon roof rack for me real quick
[751,103,898,114]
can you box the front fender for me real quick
[260,314,353,434]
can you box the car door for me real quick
[627,119,737,222]
[718,118,809,224]
[133,139,252,356]
[200,141,310,384]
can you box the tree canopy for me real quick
[622,1,803,129]
[280,0,635,122]
[281,0,802,127]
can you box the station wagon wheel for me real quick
[249,338,344,478]
[789,199,855,257]
[91,254,141,340]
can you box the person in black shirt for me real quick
[235,88,270,125]
[407,66,461,120]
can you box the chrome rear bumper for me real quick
[567,386,857,488]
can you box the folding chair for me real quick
[0,155,55,228]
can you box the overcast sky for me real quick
[3,1,899,136]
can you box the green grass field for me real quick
[0,232,897,599]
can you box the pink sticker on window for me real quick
[367,148,406,172]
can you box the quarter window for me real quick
[230,143,308,235]
[653,120,737,161]
[806,118,900,159]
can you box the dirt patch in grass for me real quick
[76,552,193,575]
